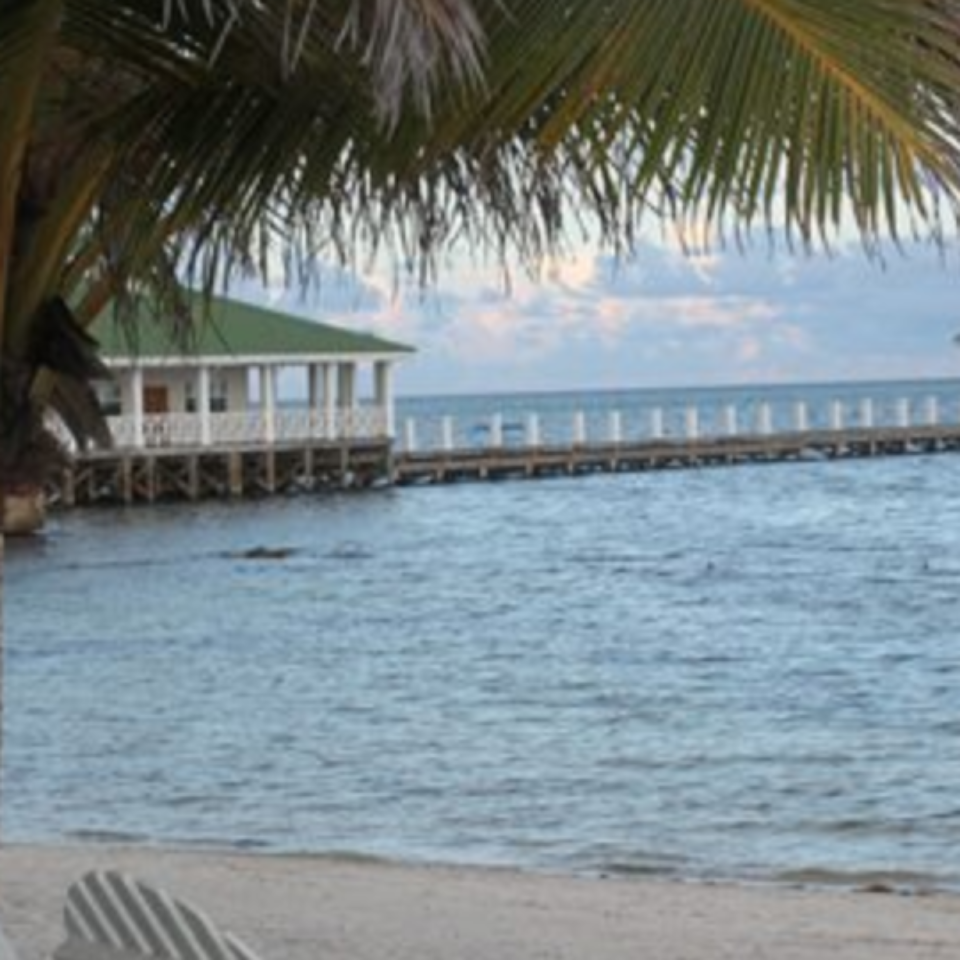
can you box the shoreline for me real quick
[7,832,957,895]
[2,843,959,960]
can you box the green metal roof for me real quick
[92,295,414,361]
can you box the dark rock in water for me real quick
[857,882,897,895]
[232,546,297,560]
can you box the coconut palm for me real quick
[3,0,960,821]
[4,1,960,494]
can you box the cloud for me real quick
[225,236,960,395]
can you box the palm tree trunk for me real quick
[0,524,5,845]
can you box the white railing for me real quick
[98,405,389,450]
[209,411,266,445]
[397,393,959,453]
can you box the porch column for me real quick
[322,362,336,438]
[260,365,277,444]
[338,362,357,406]
[131,366,145,449]
[374,360,395,438]
[308,363,321,437]
[197,364,212,447]
[337,362,357,438]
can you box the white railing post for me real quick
[756,402,773,435]
[526,413,541,447]
[649,407,664,440]
[404,417,417,453]
[859,398,874,429]
[926,396,940,426]
[489,413,504,448]
[685,406,699,440]
[829,400,844,432]
[896,398,911,428]
[572,411,586,445]
[441,416,454,451]
[722,404,738,436]
[793,401,809,433]
[609,410,622,444]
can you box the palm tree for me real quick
[3,0,960,823]
[5,2,960,496]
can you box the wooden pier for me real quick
[48,422,960,508]
[50,439,393,507]
[393,424,960,485]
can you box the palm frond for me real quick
[0,0,65,340]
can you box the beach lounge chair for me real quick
[54,870,261,960]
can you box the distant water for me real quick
[5,380,960,889]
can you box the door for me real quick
[143,385,170,446]
[143,386,169,414]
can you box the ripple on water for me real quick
[5,454,960,886]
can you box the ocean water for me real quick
[5,381,960,889]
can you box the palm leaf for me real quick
[0,0,64,341]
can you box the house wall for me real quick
[112,367,248,414]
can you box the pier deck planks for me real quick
[46,424,960,508]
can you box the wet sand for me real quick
[1,844,959,960]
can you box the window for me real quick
[211,378,228,413]
[96,380,122,417]
[185,374,229,413]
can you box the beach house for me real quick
[89,296,413,451]
[40,297,414,507]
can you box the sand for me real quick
[1,844,959,960]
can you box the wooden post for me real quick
[121,457,133,505]
[61,467,76,508]
[145,457,157,503]
[264,450,276,494]
[187,456,200,500]
[228,452,243,497]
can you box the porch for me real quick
[87,295,413,454]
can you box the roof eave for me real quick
[104,349,414,369]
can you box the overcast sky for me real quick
[235,234,960,398]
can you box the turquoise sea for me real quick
[5,378,960,889]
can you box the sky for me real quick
[232,232,960,398]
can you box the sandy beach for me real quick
[0,845,957,960]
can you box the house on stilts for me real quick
[53,296,414,506]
